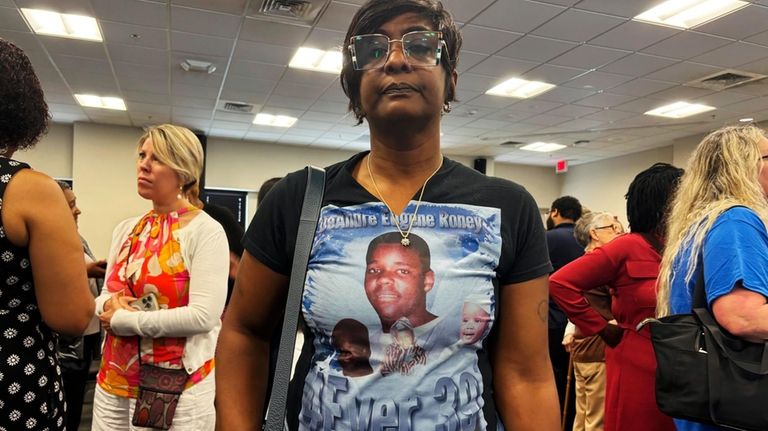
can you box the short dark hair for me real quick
[0,39,49,152]
[340,0,462,125]
[551,196,582,221]
[55,180,71,191]
[366,232,431,272]
[257,177,282,208]
[625,163,684,236]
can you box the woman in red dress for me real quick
[549,163,683,431]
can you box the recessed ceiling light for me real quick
[486,78,556,99]
[634,0,748,29]
[21,8,102,41]
[644,101,716,119]
[253,113,297,128]
[740,117,755,122]
[520,142,566,152]
[74,94,126,110]
[289,47,342,74]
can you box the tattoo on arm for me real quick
[537,299,547,324]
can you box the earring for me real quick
[442,101,452,114]
[176,186,183,200]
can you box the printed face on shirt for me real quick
[364,243,435,331]
[460,302,490,344]
[136,137,182,205]
[332,318,373,377]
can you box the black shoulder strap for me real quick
[692,261,707,310]
[264,166,325,431]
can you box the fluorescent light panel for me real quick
[486,78,556,99]
[21,8,102,41]
[634,0,748,29]
[253,113,297,128]
[74,94,126,111]
[520,142,566,152]
[644,101,715,119]
[289,47,342,74]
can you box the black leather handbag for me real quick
[646,268,768,431]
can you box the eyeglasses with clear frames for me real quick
[594,224,623,234]
[348,30,446,71]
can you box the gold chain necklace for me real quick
[366,153,443,247]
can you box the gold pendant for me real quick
[401,237,410,247]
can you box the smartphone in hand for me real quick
[129,292,160,311]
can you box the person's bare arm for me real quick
[712,284,768,342]
[215,251,289,430]
[494,275,560,431]
[4,170,93,336]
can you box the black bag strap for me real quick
[264,166,325,431]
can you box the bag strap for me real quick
[264,166,325,431]
[692,261,707,310]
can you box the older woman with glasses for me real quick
[216,0,560,430]
[550,163,683,431]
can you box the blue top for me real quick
[670,206,768,431]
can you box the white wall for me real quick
[21,121,700,255]
[559,146,674,226]
[14,122,73,178]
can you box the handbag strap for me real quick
[264,166,325,431]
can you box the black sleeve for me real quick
[243,169,308,276]
[203,203,245,256]
[497,185,552,285]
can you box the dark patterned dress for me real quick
[0,158,66,430]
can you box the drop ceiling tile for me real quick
[458,73,503,92]
[0,30,39,53]
[460,25,522,55]
[497,35,577,63]
[642,32,732,61]
[122,75,169,93]
[172,106,214,119]
[534,86,595,103]
[545,104,601,118]
[173,95,216,109]
[738,57,768,75]
[464,94,516,109]
[0,7,30,32]
[456,51,489,74]
[291,119,333,131]
[227,60,285,80]
[234,40,293,65]
[509,113,568,126]
[125,101,170,115]
[239,18,310,47]
[114,61,166,81]
[171,6,242,38]
[575,92,637,108]
[44,91,77,104]
[52,54,112,75]
[281,68,337,86]
[107,44,168,68]
[644,62,722,84]
[315,2,359,32]
[224,75,277,93]
[220,89,268,104]
[123,90,170,105]
[696,91,757,108]
[694,4,768,40]
[506,99,564,114]
[439,0,495,22]
[171,68,224,89]
[549,45,629,69]
[466,56,538,78]
[213,111,256,123]
[100,21,168,50]
[523,64,587,85]
[305,28,345,50]
[309,99,347,114]
[532,9,624,43]
[690,42,768,68]
[211,120,251,131]
[561,70,633,91]
[14,0,96,14]
[600,53,678,76]
[581,109,638,122]
[590,21,679,52]
[472,0,566,33]
[40,37,106,59]
[272,82,326,99]
[91,0,168,27]
[613,97,673,114]
[646,86,714,102]
[66,73,119,94]
[170,0,247,15]
[573,0,660,18]
[172,82,218,97]
[170,116,211,131]
[171,31,234,57]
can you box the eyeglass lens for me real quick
[351,31,442,70]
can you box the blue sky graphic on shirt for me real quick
[298,201,501,430]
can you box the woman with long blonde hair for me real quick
[657,124,768,431]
